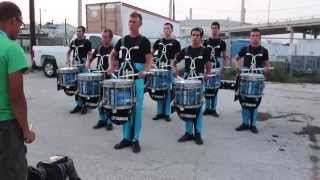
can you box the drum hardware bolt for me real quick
[152,89,155,93]
[112,109,117,113]
[180,107,184,111]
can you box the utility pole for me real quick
[172,0,175,21]
[267,0,271,24]
[78,0,82,26]
[241,0,246,24]
[29,0,36,68]
[169,0,172,19]
[39,8,42,29]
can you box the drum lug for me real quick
[112,109,117,113]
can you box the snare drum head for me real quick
[151,69,169,73]
[78,73,104,81]
[175,79,202,88]
[58,67,78,73]
[211,69,221,75]
[103,79,134,86]
[240,73,264,80]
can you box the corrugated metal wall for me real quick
[86,3,122,35]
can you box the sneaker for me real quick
[203,109,211,115]
[80,106,88,115]
[211,110,220,117]
[106,123,113,131]
[164,115,171,122]
[93,121,107,129]
[70,106,81,114]
[131,141,141,153]
[114,139,132,150]
[250,126,259,134]
[152,114,163,120]
[235,124,250,131]
[194,133,204,145]
[178,133,194,142]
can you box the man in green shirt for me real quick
[0,2,36,179]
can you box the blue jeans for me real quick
[156,71,174,116]
[205,90,218,111]
[122,63,144,141]
[75,65,87,107]
[98,105,111,125]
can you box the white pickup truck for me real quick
[33,33,121,77]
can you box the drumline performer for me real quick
[203,22,228,117]
[151,22,181,122]
[87,29,114,131]
[108,12,153,153]
[234,28,270,134]
[67,26,92,115]
[173,27,211,145]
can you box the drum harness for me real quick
[206,38,222,69]
[71,40,85,65]
[95,45,110,71]
[155,38,173,69]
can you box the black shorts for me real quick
[0,120,27,180]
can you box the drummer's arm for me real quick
[222,51,229,67]
[143,53,154,72]
[264,59,271,79]
[67,48,72,66]
[234,55,241,72]
[107,49,118,73]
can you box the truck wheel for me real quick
[43,59,57,78]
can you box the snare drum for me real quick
[174,79,203,121]
[102,79,135,111]
[146,69,171,100]
[57,67,79,88]
[146,69,170,91]
[77,72,104,98]
[205,69,221,98]
[239,73,265,98]
[174,79,203,110]
[102,79,135,125]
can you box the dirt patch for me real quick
[294,125,320,143]
[257,112,272,121]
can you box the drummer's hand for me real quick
[138,71,147,78]
[106,68,114,75]
[221,67,225,73]
[204,74,209,81]
[85,63,90,69]
[236,66,240,73]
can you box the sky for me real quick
[12,0,320,26]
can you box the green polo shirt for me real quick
[0,31,28,121]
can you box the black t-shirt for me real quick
[238,45,269,68]
[203,38,226,58]
[69,38,92,62]
[92,44,113,70]
[175,46,210,76]
[114,35,151,64]
[153,38,181,64]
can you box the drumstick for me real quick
[188,74,217,80]
[119,71,153,78]
[240,67,274,71]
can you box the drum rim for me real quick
[102,79,134,86]
[57,67,79,73]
